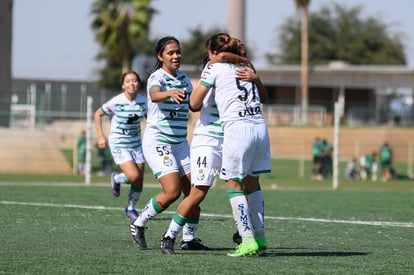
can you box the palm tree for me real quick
[0,0,13,127]
[90,0,155,73]
[295,0,310,124]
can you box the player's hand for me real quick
[170,88,186,104]
[97,136,106,149]
[236,68,257,81]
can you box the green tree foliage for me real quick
[181,27,225,66]
[90,0,156,89]
[295,0,310,9]
[180,27,254,66]
[266,3,406,65]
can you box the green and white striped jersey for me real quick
[101,92,147,149]
[145,68,193,144]
[192,88,223,138]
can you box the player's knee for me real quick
[165,189,181,203]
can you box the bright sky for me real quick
[12,0,414,81]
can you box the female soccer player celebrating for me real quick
[94,70,147,220]
[129,36,207,251]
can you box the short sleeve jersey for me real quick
[199,62,265,124]
[365,154,375,166]
[380,145,391,161]
[101,92,147,149]
[192,88,223,138]
[145,68,193,144]
[312,140,323,157]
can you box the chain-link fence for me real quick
[2,79,413,177]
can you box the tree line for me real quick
[89,0,406,90]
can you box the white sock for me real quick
[114,173,127,184]
[133,196,162,227]
[248,189,266,240]
[182,223,198,242]
[247,189,265,234]
[165,213,186,239]
[126,188,141,210]
[228,190,254,238]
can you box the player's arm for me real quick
[210,52,251,67]
[190,83,210,111]
[150,86,186,104]
[94,108,107,149]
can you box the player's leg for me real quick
[181,140,220,250]
[130,142,181,249]
[245,123,271,255]
[162,141,220,253]
[221,123,258,257]
[225,179,258,257]
[109,147,134,197]
[161,185,210,254]
[121,161,144,220]
[244,176,267,255]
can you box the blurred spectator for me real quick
[96,142,111,176]
[311,137,323,180]
[359,152,378,181]
[320,139,333,179]
[345,157,360,180]
[379,142,393,181]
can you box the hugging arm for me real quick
[189,84,210,111]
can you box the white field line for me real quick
[1,200,413,228]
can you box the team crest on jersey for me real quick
[163,156,173,167]
[197,169,205,181]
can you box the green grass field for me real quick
[0,159,413,274]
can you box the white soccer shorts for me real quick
[110,146,145,165]
[220,121,271,182]
[190,134,223,186]
[143,138,191,179]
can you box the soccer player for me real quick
[379,142,393,181]
[161,33,271,257]
[94,70,147,220]
[359,152,378,181]
[159,33,231,254]
[129,36,207,250]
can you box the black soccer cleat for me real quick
[180,238,210,250]
[129,222,147,249]
[161,234,176,255]
[232,231,242,245]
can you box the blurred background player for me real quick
[379,142,393,181]
[345,157,360,180]
[311,137,323,180]
[76,130,86,176]
[94,70,147,220]
[359,152,378,181]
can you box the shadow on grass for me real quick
[265,249,369,257]
[199,247,369,257]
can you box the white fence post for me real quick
[333,91,344,190]
[85,96,93,185]
[408,142,413,177]
[29,84,36,129]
